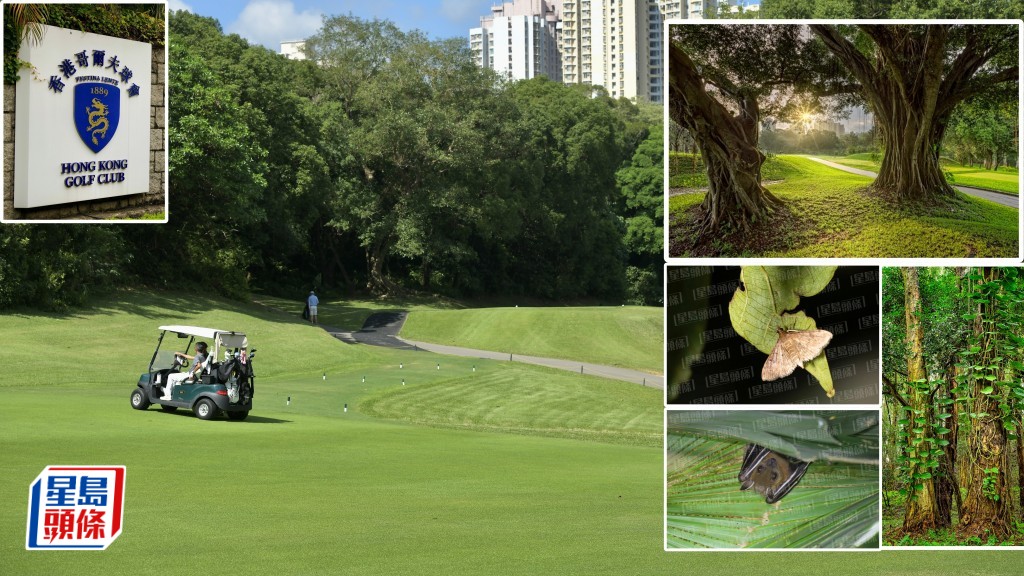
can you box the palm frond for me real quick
[666,412,880,549]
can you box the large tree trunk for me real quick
[669,43,781,235]
[366,242,400,296]
[958,268,1012,539]
[901,267,943,534]
[874,109,953,201]
[809,24,1015,204]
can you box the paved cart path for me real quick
[324,312,663,390]
[806,157,1019,209]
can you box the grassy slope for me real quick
[3,294,1023,574]
[669,155,1018,257]
[399,307,662,373]
[821,153,1020,195]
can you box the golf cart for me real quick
[130,325,256,420]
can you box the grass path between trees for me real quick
[669,155,1018,258]
[820,153,1019,196]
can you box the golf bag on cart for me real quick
[217,351,255,404]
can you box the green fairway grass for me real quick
[4,292,1023,574]
[820,153,1020,195]
[669,155,1018,258]
[400,307,662,374]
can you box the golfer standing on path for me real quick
[307,290,319,325]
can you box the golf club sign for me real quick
[14,25,152,209]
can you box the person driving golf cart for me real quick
[161,341,210,400]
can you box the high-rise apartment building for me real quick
[685,0,718,19]
[469,0,696,103]
[561,0,661,101]
[469,0,562,81]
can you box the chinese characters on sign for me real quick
[48,48,141,97]
[26,466,126,550]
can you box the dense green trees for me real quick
[760,0,1023,19]
[2,10,663,309]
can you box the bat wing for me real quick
[739,443,768,489]
[765,457,810,504]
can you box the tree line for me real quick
[883,268,1024,544]
[0,9,663,310]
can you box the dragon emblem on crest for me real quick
[85,98,110,146]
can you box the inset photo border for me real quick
[665,19,1022,262]
[666,265,880,405]
[2,2,168,223]
[665,409,881,551]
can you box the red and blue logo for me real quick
[26,465,125,550]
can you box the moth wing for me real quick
[781,329,833,365]
[761,339,798,381]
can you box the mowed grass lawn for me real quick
[400,307,662,374]
[1,292,1022,574]
[669,155,1018,258]
[0,290,665,575]
[820,152,1020,195]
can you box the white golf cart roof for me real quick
[158,325,248,350]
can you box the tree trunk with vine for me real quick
[935,371,957,526]
[901,267,943,534]
[958,267,1011,540]
[1017,412,1024,513]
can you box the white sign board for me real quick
[15,25,152,209]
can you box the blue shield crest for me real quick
[74,83,120,153]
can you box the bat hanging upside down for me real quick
[738,443,811,504]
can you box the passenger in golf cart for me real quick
[131,325,255,420]
[161,341,210,400]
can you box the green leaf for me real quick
[981,386,994,394]
[729,266,837,397]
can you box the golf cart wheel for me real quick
[130,388,150,410]
[227,410,249,421]
[195,398,218,420]
[160,405,178,413]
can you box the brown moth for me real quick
[761,327,832,381]
[738,443,811,504]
